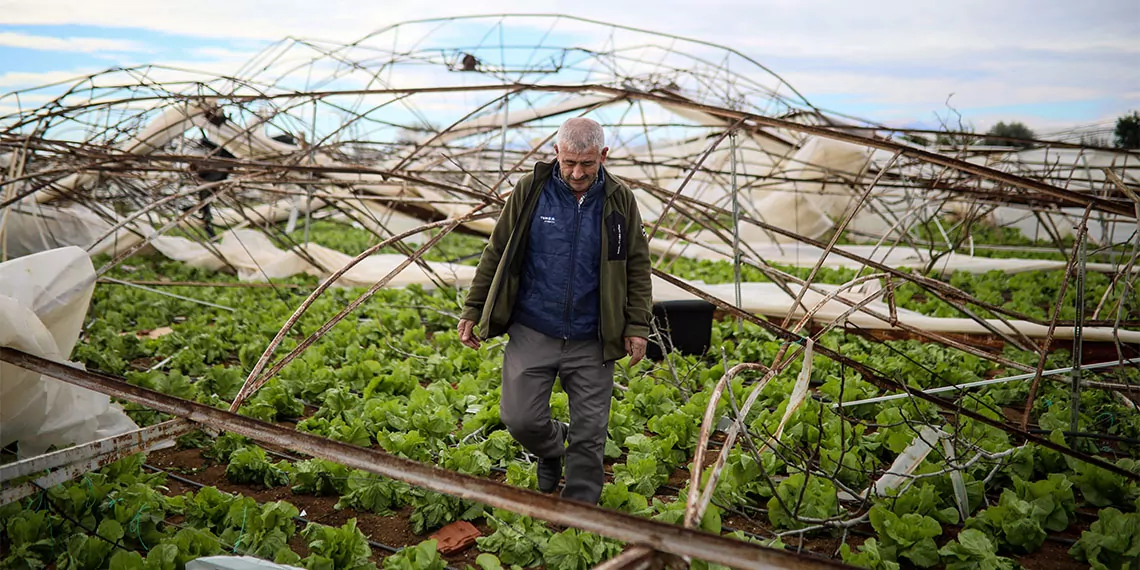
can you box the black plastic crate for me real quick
[646,300,716,361]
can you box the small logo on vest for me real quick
[540,215,556,224]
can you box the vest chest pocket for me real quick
[606,211,627,260]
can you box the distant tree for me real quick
[900,133,930,146]
[935,130,980,147]
[983,121,1036,148]
[1115,111,1140,149]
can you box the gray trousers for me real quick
[500,323,614,504]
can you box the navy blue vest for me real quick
[512,166,605,340]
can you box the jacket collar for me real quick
[552,161,605,198]
[534,160,619,198]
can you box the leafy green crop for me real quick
[841,538,901,570]
[1070,458,1140,508]
[767,473,839,530]
[441,444,493,477]
[225,446,291,488]
[291,459,352,496]
[652,498,722,534]
[409,490,483,535]
[2,510,58,569]
[203,433,251,462]
[867,505,942,567]
[878,482,960,525]
[301,518,377,570]
[938,529,1017,570]
[966,490,1048,552]
[612,433,682,496]
[543,528,623,570]
[240,381,304,422]
[54,519,123,570]
[966,474,1076,553]
[1012,474,1076,532]
[381,540,446,570]
[599,482,652,517]
[1069,508,1140,570]
[336,472,411,516]
[476,511,551,567]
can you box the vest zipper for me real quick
[562,194,584,340]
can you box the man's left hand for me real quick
[624,336,648,366]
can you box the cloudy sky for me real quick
[1,0,1137,135]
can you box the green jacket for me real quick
[461,161,654,361]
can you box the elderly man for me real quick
[457,117,653,504]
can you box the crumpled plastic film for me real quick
[0,246,137,457]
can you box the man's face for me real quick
[554,144,608,193]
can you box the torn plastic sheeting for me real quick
[654,239,1133,275]
[762,337,814,451]
[867,425,945,498]
[186,557,303,570]
[152,229,476,289]
[649,275,1140,344]
[0,202,152,259]
[0,246,137,457]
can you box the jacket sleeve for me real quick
[623,196,654,339]
[460,175,531,323]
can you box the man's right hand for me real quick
[457,318,481,349]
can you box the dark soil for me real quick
[150,446,456,566]
[1016,539,1089,570]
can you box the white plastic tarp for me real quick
[150,229,477,289]
[652,241,1133,275]
[186,556,303,570]
[0,247,137,457]
[650,275,1140,344]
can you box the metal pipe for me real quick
[730,130,742,332]
[0,419,192,484]
[833,358,1140,408]
[1,419,193,505]
[1072,224,1088,440]
[99,277,236,312]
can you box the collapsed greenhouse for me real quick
[1,14,1139,570]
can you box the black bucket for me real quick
[646,300,716,361]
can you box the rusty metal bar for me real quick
[0,418,193,484]
[834,357,1140,408]
[0,419,195,506]
[0,347,851,570]
[646,119,744,242]
[1021,209,1092,430]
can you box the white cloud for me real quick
[1,1,1136,131]
[0,31,146,53]
[779,70,1104,108]
[186,46,260,62]
[0,69,96,88]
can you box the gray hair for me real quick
[557,117,605,152]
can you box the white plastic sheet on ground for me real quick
[650,275,1140,344]
[655,241,1132,275]
[0,246,137,457]
[150,229,477,289]
[186,556,303,570]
